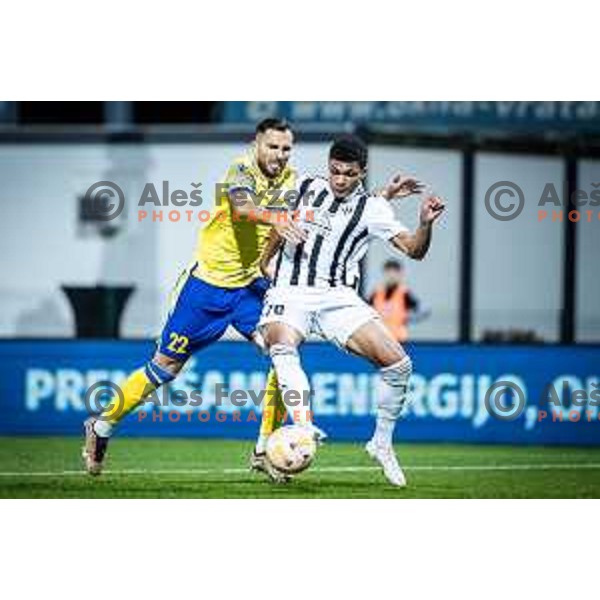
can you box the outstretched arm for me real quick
[390,196,445,260]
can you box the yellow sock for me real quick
[256,368,287,452]
[101,368,157,426]
[273,385,287,430]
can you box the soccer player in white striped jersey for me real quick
[258,135,445,487]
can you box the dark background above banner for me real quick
[221,101,600,133]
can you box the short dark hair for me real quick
[383,259,403,271]
[255,118,292,135]
[329,134,368,168]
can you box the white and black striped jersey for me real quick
[272,176,408,289]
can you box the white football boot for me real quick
[365,440,407,487]
[82,416,110,476]
[249,450,291,484]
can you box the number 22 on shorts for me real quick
[167,333,189,354]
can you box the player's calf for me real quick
[268,342,314,426]
[372,355,413,445]
[366,356,412,486]
[82,356,181,476]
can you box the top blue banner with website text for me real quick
[0,341,598,445]
[222,101,600,132]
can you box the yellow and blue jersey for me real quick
[157,149,296,360]
[193,151,297,288]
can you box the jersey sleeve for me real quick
[367,197,409,240]
[225,161,257,194]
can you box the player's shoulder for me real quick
[293,174,329,209]
[363,192,397,221]
[366,192,392,210]
[296,173,327,192]
[229,152,255,176]
[225,153,258,189]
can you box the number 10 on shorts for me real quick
[264,304,285,317]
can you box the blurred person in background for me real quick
[369,259,430,343]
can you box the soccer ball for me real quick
[266,425,317,474]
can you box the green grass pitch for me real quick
[1,436,599,498]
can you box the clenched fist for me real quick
[419,196,446,225]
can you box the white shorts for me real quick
[259,285,381,349]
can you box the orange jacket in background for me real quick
[371,285,409,342]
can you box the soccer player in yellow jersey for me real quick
[83,118,306,481]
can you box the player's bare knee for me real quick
[262,323,302,349]
[152,352,185,377]
[140,353,182,389]
[378,344,407,369]
[367,334,406,368]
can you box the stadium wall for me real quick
[0,141,329,339]
[1,139,597,343]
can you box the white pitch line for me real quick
[1,463,600,478]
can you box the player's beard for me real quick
[258,155,285,179]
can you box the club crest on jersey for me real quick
[341,204,354,216]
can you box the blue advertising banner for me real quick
[0,341,599,445]
[221,101,600,132]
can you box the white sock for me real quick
[93,419,113,438]
[373,417,396,446]
[269,344,312,426]
[373,356,413,446]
